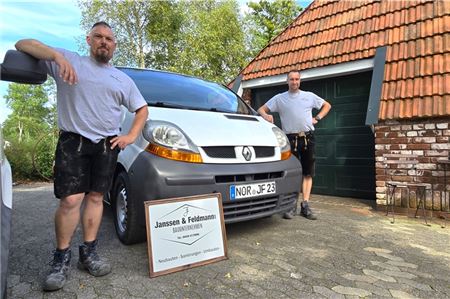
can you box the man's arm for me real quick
[110,106,149,150]
[15,39,77,85]
[257,104,274,123]
[312,100,332,125]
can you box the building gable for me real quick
[240,0,450,120]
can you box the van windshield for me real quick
[120,68,254,115]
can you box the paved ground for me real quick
[6,183,450,299]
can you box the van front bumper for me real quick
[127,152,302,227]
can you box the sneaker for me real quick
[43,248,71,291]
[77,240,111,277]
[300,201,317,220]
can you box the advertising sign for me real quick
[145,193,227,277]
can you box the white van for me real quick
[111,68,302,244]
[0,51,302,245]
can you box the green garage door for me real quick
[251,71,375,200]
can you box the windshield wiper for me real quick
[150,101,206,111]
[209,107,233,113]
[151,102,184,108]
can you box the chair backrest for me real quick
[382,153,420,183]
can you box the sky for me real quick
[0,0,313,124]
[0,0,83,123]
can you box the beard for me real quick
[93,48,112,64]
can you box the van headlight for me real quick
[272,127,291,160]
[143,121,203,163]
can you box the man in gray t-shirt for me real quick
[15,21,148,291]
[258,70,331,220]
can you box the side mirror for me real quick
[0,50,47,84]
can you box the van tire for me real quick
[112,171,145,245]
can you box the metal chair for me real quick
[383,154,431,224]
[410,178,431,226]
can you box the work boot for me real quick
[43,248,71,291]
[283,204,298,219]
[283,210,294,219]
[77,240,111,277]
[300,201,317,220]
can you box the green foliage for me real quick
[5,132,56,181]
[78,0,162,68]
[33,131,58,180]
[78,0,247,84]
[244,0,302,56]
[172,0,247,83]
[3,83,50,142]
[144,1,185,70]
[2,81,57,181]
[5,139,38,181]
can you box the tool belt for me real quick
[286,131,313,153]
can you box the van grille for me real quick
[223,192,297,221]
[202,146,275,159]
[215,171,283,183]
[203,147,236,158]
[254,146,274,158]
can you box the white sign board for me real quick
[145,193,227,277]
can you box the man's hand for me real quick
[15,39,78,85]
[110,135,135,150]
[111,106,148,150]
[262,114,274,123]
[257,104,274,123]
[54,53,78,85]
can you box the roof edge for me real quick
[242,58,374,89]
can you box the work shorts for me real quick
[53,131,119,199]
[287,132,316,177]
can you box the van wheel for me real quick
[112,172,145,245]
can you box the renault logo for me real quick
[242,146,252,161]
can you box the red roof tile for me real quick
[239,0,450,120]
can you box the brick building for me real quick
[234,0,449,214]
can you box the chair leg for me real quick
[386,186,395,223]
[391,191,395,224]
[420,188,429,226]
[414,188,430,226]
[386,188,390,216]
[414,194,420,218]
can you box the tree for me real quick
[78,0,180,68]
[169,0,247,83]
[78,0,247,84]
[3,80,57,180]
[244,0,302,57]
[144,1,185,70]
[3,82,54,143]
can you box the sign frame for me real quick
[144,193,227,278]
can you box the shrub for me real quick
[5,133,56,182]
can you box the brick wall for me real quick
[375,118,450,211]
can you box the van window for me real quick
[121,68,254,115]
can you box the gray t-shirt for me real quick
[45,48,146,143]
[265,90,325,134]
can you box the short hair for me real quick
[91,21,111,29]
[287,70,301,76]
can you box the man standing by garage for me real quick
[15,21,148,291]
[258,70,331,220]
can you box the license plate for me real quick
[230,181,276,200]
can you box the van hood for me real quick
[148,107,279,147]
